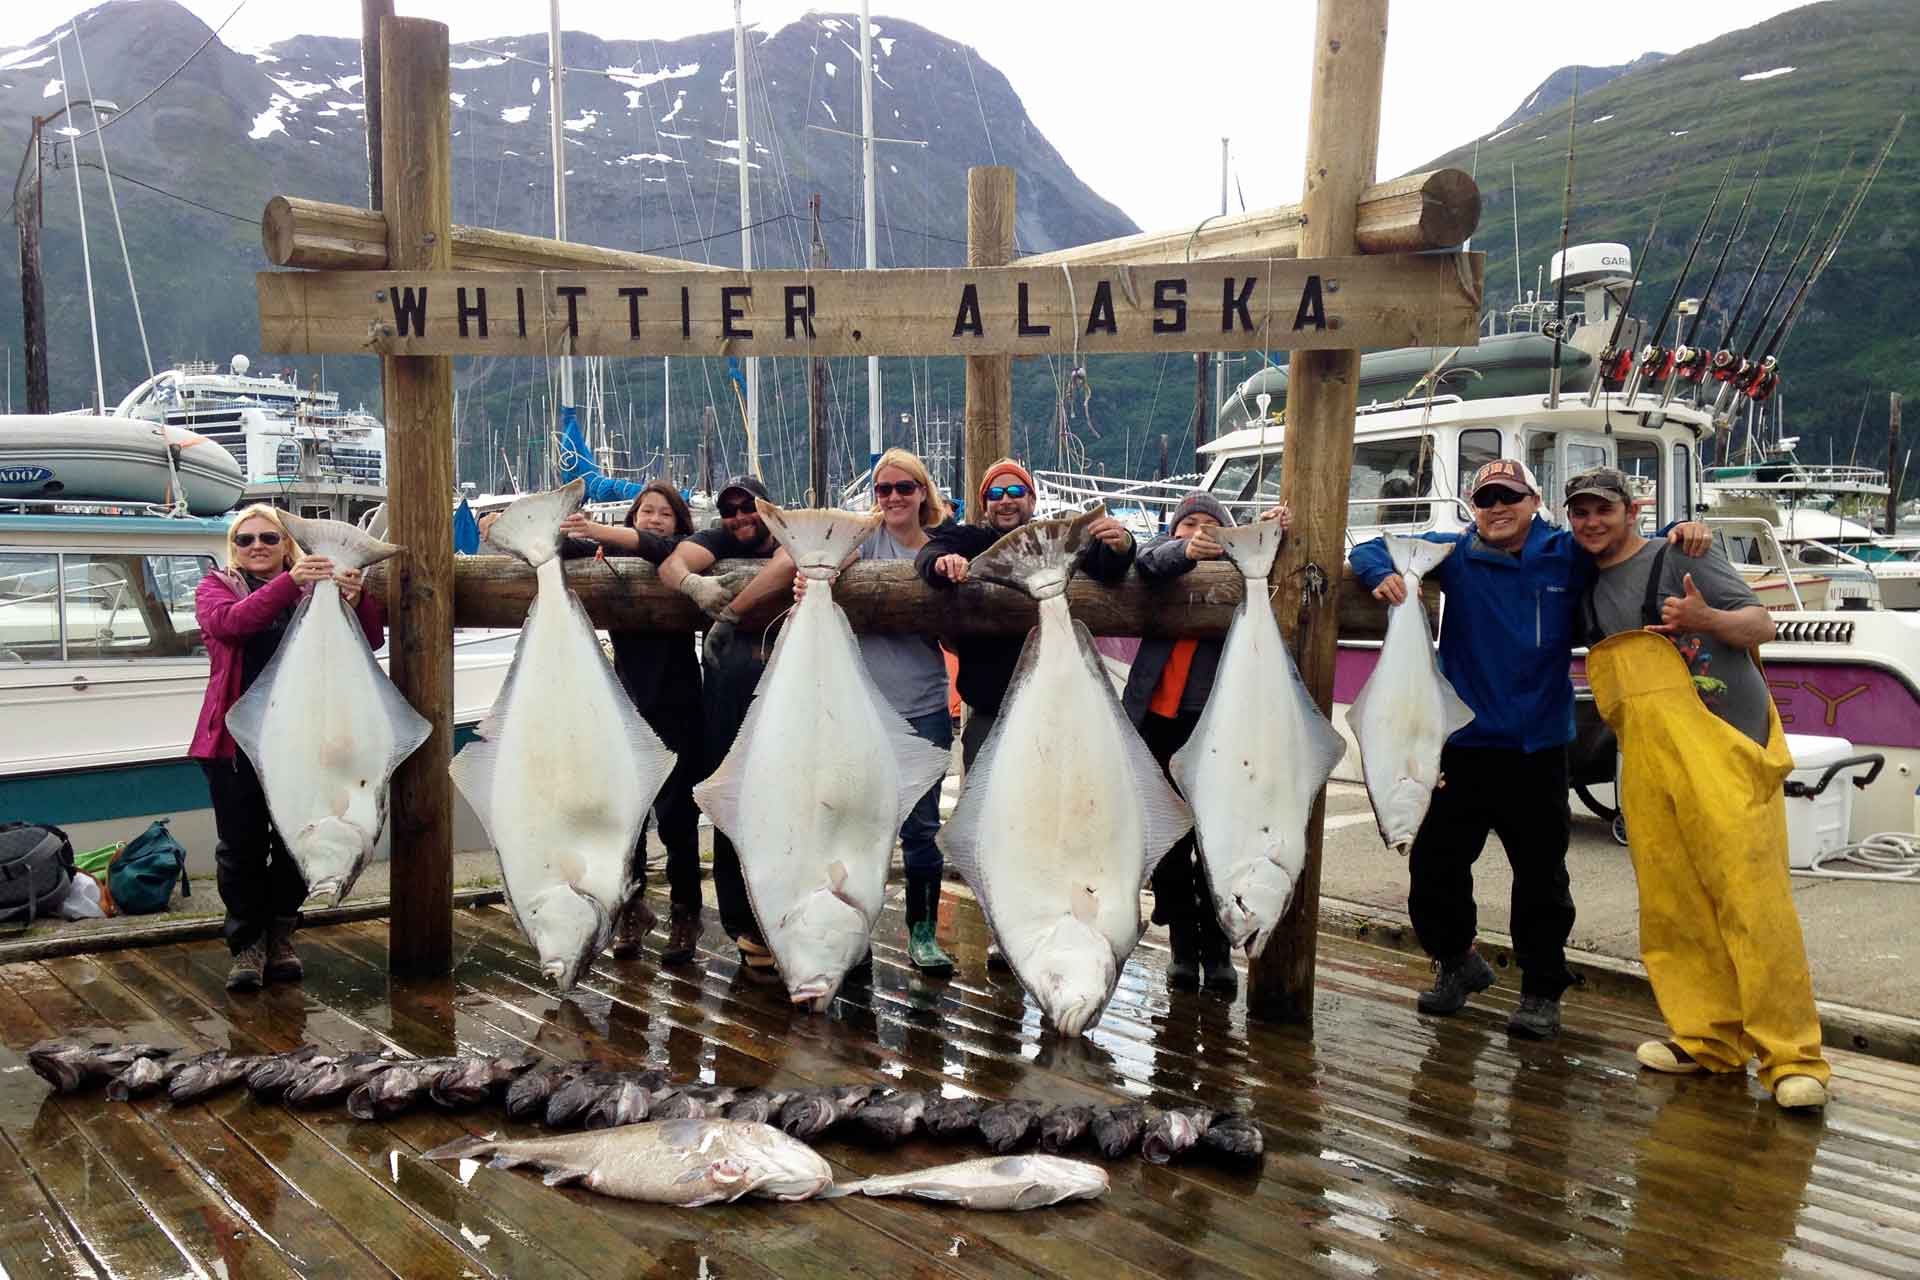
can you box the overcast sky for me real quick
[4,0,1814,232]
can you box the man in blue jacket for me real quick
[1349,459,1708,1040]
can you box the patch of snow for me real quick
[449,92,466,107]
[618,152,681,166]
[55,125,79,137]
[893,108,899,119]
[450,55,506,70]
[270,76,331,99]
[819,99,837,123]
[1670,129,1690,136]
[878,37,896,56]
[500,105,533,124]
[308,139,320,145]
[820,17,846,32]
[1524,90,1540,110]
[250,95,294,140]
[888,163,897,174]
[874,70,893,90]
[1592,114,1615,124]
[1740,66,1795,81]
[317,109,338,117]
[314,126,335,135]
[659,131,692,140]
[564,108,599,132]
[0,41,52,70]
[43,78,62,98]
[717,157,761,171]
[720,69,735,91]
[326,101,364,112]
[334,74,363,92]
[531,75,542,96]
[1,55,52,72]
[660,90,686,124]
[824,61,837,78]
[1485,126,1516,142]
[608,63,698,91]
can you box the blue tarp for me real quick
[556,405,645,504]
[452,497,481,554]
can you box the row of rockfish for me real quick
[27,1038,1260,1166]
[238,484,1468,1039]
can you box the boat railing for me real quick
[0,496,187,519]
[1343,496,1475,543]
[1704,463,1891,494]
[1705,514,1806,612]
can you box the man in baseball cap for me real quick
[1348,455,1711,1041]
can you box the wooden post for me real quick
[1891,392,1904,535]
[380,17,455,977]
[964,166,1015,509]
[1252,0,1390,1024]
[701,404,716,494]
[15,116,48,415]
[360,0,392,211]
[808,194,829,505]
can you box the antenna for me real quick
[1586,186,1670,406]
[1547,71,1577,409]
[1510,162,1523,309]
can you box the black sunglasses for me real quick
[984,483,1030,501]
[233,531,283,547]
[873,480,921,498]
[1472,488,1529,510]
[719,500,757,518]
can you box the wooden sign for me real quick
[256,252,1483,359]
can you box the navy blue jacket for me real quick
[1349,517,1593,753]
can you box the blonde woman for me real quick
[191,505,382,991]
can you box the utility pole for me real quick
[1191,352,1211,473]
[1215,137,1229,421]
[12,113,48,413]
[808,194,829,505]
[361,0,392,209]
[701,404,716,496]
[1890,392,1903,535]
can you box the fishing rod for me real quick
[1622,140,1745,407]
[1708,145,1855,422]
[1703,136,1820,375]
[1659,138,1774,408]
[1547,73,1578,409]
[1585,187,1670,407]
[1738,114,1905,408]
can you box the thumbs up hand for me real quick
[1650,573,1716,635]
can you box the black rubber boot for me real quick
[905,875,954,974]
[1167,919,1200,992]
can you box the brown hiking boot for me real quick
[661,907,701,965]
[227,939,267,992]
[264,918,303,983]
[610,898,658,959]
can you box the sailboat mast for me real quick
[861,0,881,472]
[733,0,760,479]
[548,1,573,417]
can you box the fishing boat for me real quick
[114,355,388,524]
[0,413,244,515]
[0,497,511,876]
[1704,457,1915,610]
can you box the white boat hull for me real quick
[0,415,244,515]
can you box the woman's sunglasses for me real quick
[1472,488,1528,510]
[233,531,283,548]
[984,483,1030,501]
[873,480,921,498]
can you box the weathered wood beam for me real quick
[1019,168,1480,268]
[965,166,1015,511]
[260,195,723,274]
[1255,0,1389,1025]
[363,557,1420,638]
[380,16,456,978]
[254,252,1483,360]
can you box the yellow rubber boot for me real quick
[1586,631,1829,1093]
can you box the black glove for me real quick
[702,615,738,672]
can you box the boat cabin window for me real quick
[1527,433,1559,513]
[1527,430,1613,517]
[1673,443,1693,518]
[1351,438,1434,525]
[0,553,61,663]
[0,552,214,662]
[1457,429,1500,497]
[1206,455,1283,507]
[1617,438,1661,531]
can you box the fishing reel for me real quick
[1636,343,1675,382]
[1670,345,1713,385]
[1601,348,1635,386]
[1707,349,1743,383]
[1743,358,1781,403]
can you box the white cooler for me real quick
[1782,734,1882,869]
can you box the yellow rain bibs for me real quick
[1585,630,1828,1090]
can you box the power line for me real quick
[71,161,258,224]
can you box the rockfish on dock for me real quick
[449,480,677,992]
[421,1119,835,1206]
[692,502,950,1011]
[1170,520,1345,955]
[226,515,430,906]
[833,1154,1109,1210]
[940,507,1191,1036]
[1348,536,1474,852]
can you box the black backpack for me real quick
[0,822,77,929]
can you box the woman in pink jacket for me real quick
[191,505,383,990]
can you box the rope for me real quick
[1800,832,1920,882]
[71,16,152,381]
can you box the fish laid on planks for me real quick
[831,1154,1110,1210]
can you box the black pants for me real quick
[201,755,307,954]
[1137,711,1230,958]
[700,639,770,943]
[636,739,704,916]
[1406,744,1576,998]
[960,708,996,774]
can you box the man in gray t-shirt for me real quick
[1585,537,1772,745]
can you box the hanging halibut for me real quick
[1170,520,1346,956]
[940,507,1191,1036]
[226,515,429,906]
[693,501,950,1011]
[1348,535,1474,853]
[449,480,676,991]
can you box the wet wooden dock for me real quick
[2,889,1918,1279]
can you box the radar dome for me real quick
[230,354,251,376]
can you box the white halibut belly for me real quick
[976,621,1142,957]
[258,601,397,825]
[1352,605,1453,846]
[489,599,647,909]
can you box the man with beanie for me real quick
[915,459,1136,769]
[1121,491,1288,998]
[659,475,784,978]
